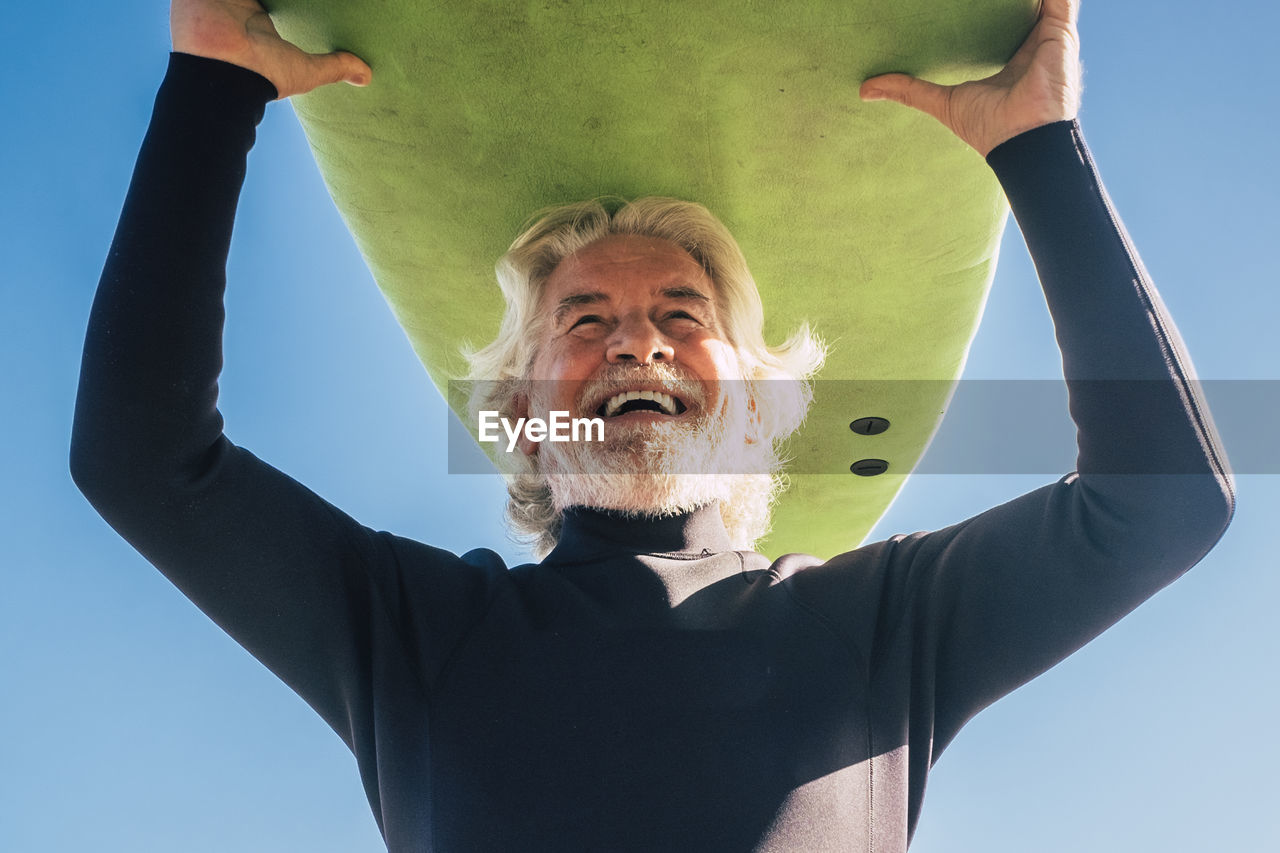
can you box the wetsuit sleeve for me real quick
[796,119,1236,807]
[895,120,1237,749]
[69,54,501,750]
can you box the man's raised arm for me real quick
[840,0,1235,788]
[69,1,498,780]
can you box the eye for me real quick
[566,314,610,338]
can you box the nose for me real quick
[606,313,675,364]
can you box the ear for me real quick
[513,392,538,457]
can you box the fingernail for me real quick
[861,88,885,101]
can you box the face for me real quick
[522,233,754,440]
[519,234,761,513]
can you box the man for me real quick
[71,0,1233,850]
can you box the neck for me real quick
[546,502,734,561]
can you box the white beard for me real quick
[532,367,764,519]
[540,417,732,517]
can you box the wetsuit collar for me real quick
[549,502,734,561]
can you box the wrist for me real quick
[158,52,280,131]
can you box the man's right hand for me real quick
[171,0,371,98]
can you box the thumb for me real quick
[308,49,373,89]
[860,73,951,121]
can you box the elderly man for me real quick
[72,0,1233,851]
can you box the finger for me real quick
[1039,0,1079,25]
[859,73,951,122]
[310,49,373,88]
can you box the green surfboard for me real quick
[263,0,1038,558]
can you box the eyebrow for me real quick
[661,286,712,305]
[552,286,712,327]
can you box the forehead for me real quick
[541,234,714,306]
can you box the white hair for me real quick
[464,197,826,557]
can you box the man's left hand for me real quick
[859,0,1082,156]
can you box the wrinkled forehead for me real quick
[537,234,717,314]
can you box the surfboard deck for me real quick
[263,0,1038,558]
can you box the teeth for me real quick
[602,390,680,417]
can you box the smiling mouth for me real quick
[595,389,688,418]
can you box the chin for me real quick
[539,423,764,520]
[532,396,778,546]
[547,469,735,518]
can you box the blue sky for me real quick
[3,2,1276,850]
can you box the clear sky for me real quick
[3,2,1277,851]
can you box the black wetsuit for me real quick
[71,54,1234,852]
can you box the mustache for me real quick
[574,363,707,415]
